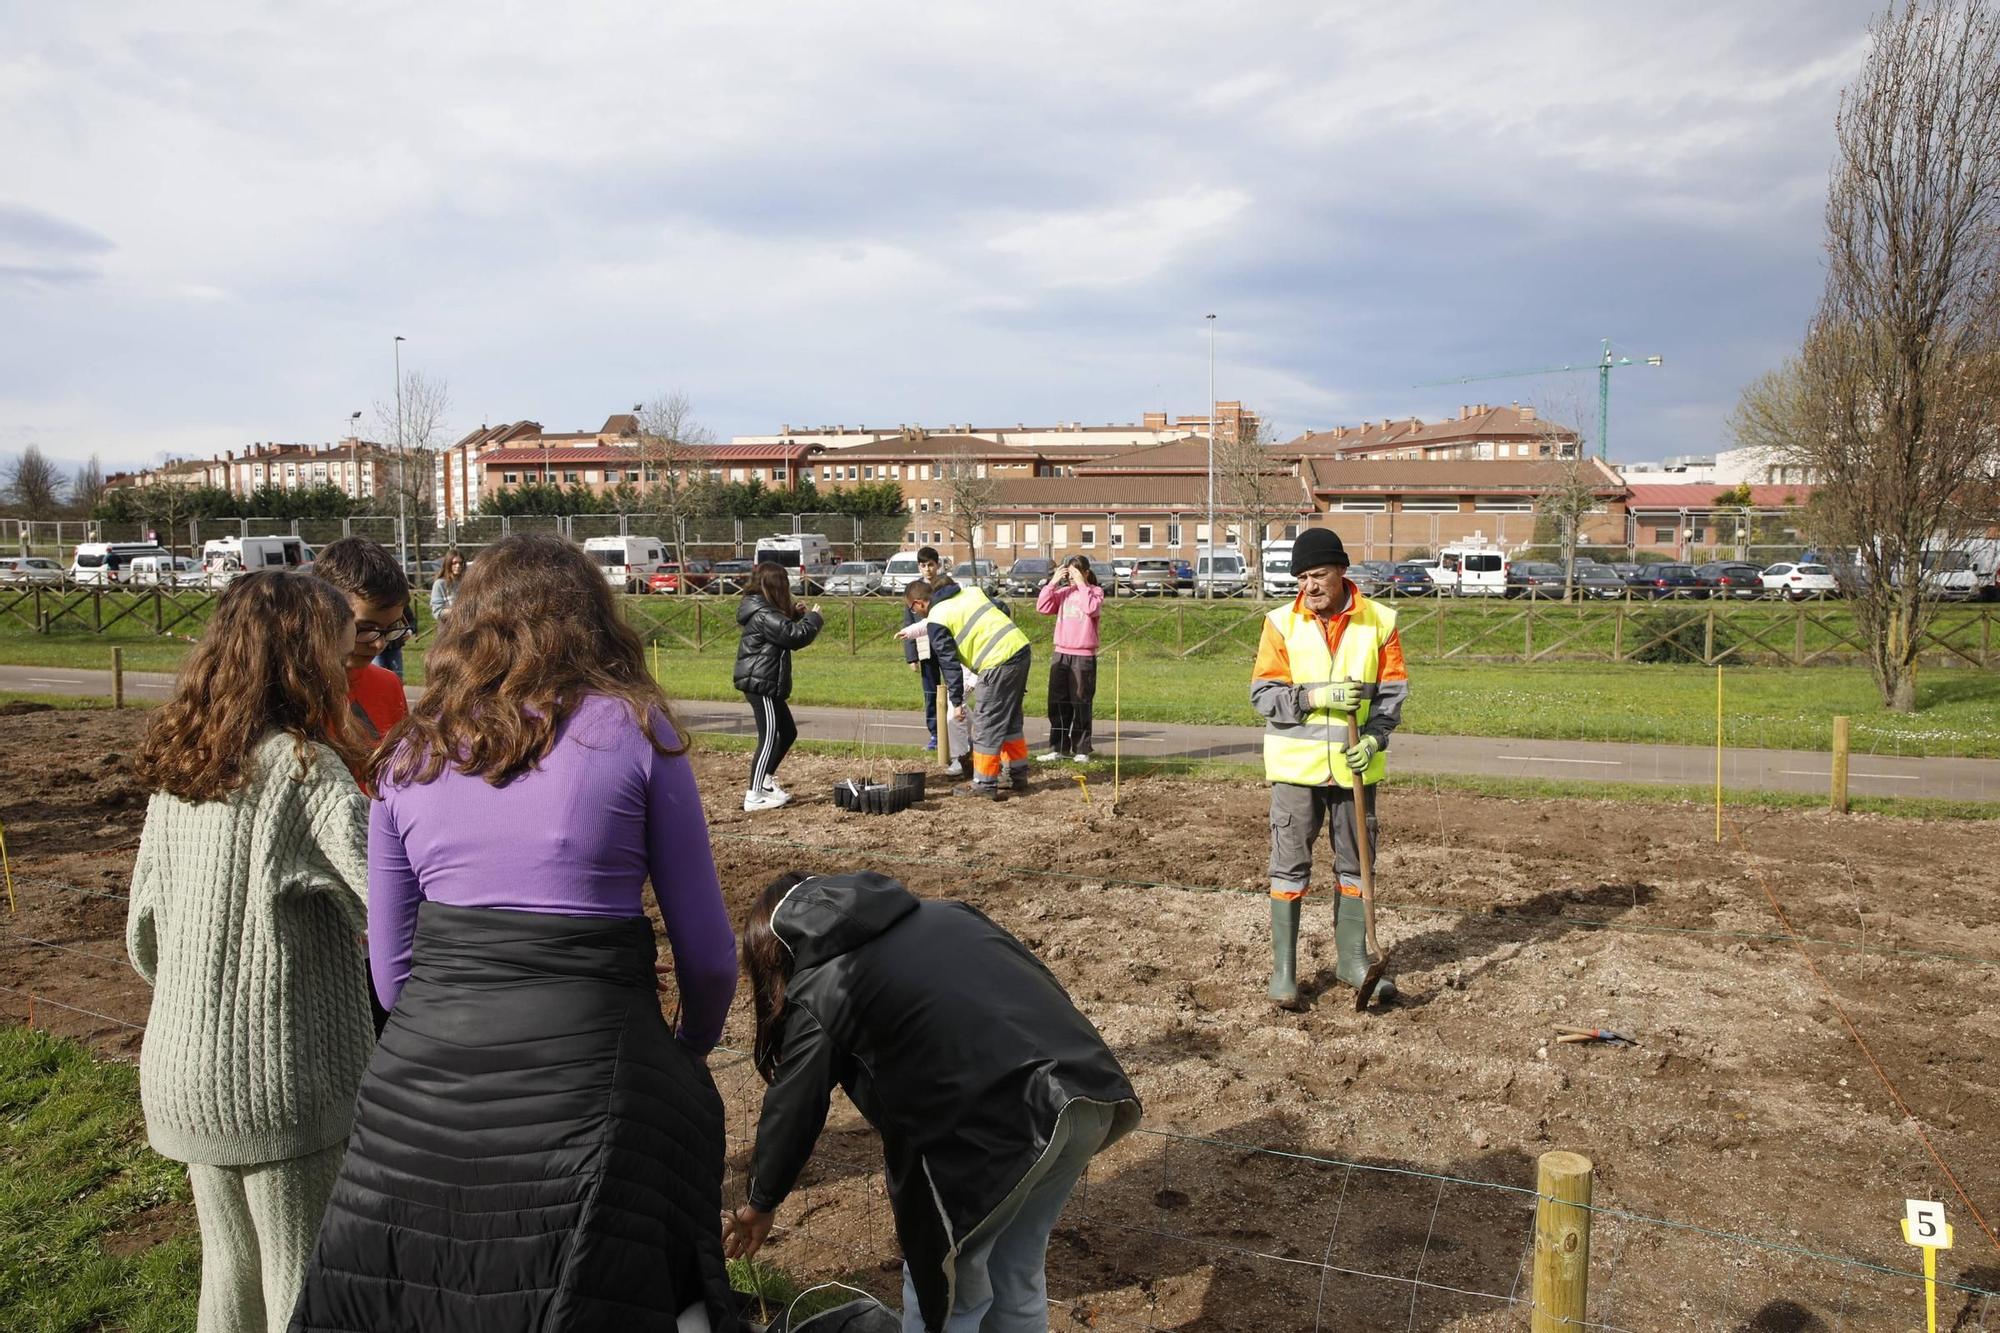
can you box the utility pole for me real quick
[1205,312,1216,599]
[393,335,407,565]
[348,410,362,500]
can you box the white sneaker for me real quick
[1036,751,1063,763]
[943,760,965,778]
[1073,753,1091,763]
[761,778,788,799]
[743,788,790,812]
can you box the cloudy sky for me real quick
[3,0,1880,474]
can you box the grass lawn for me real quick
[3,595,1998,757]
[0,1027,198,1333]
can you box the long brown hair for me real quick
[743,871,812,1083]
[439,547,467,586]
[134,570,367,801]
[746,561,799,619]
[376,532,683,789]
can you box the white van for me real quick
[127,554,203,587]
[202,536,310,582]
[1260,540,1297,598]
[1437,544,1510,597]
[583,535,669,593]
[754,533,835,594]
[1194,547,1248,598]
[880,550,926,593]
[69,542,170,586]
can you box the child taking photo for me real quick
[734,561,824,811]
[127,570,372,1333]
[1035,555,1102,762]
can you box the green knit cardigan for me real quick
[127,731,371,1166]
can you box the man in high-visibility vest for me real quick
[1251,527,1408,1009]
[899,578,1033,799]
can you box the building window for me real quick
[583,470,600,484]
[863,466,875,480]
[563,471,581,484]
[1653,528,1675,544]
[1399,500,1458,513]
[1109,526,1125,548]
[627,471,641,482]
[772,467,786,481]
[847,466,858,480]
[1080,525,1097,546]
[906,531,916,544]
[1336,501,1388,512]
[995,523,1012,546]
[1137,524,1154,546]
[1052,524,1069,546]
[1024,524,1039,546]
[1474,501,1534,513]
[1168,522,1182,546]
[503,472,518,484]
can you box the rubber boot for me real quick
[1335,889,1396,1002]
[1268,897,1303,1010]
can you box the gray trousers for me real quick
[187,1140,345,1333]
[968,647,1031,784]
[1267,781,1380,900]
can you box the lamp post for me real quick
[348,410,362,501]
[393,335,407,565]
[1204,312,1217,599]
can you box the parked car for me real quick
[1109,557,1137,594]
[1505,561,1570,599]
[1125,558,1177,596]
[646,559,716,594]
[1002,558,1054,596]
[953,559,1000,593]
[1572,563,1630,600]
[824,561,886,596]
[1760,562,1839,602]
[1629,564,1708,599]
[1350,561,1396,597]
[1171,560,1194,593]
[1383,563,1436,596]
[881,550,926,594]
[1194,548,1249,597]
[1696,562,1767,599]
[1607,562,1644,581]
[710,559,756,594]
[0,556,66,585]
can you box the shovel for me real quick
[1346,711,1389,1010]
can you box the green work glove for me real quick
[1309,681,1363,713]
[1344,735,1380,772]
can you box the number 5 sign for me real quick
[1900,1200,1953,1333]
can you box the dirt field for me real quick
[4,706,1996,1331]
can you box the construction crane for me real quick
[1415,338,1663,459]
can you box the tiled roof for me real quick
[805,433,1027,462]
[1303,456,1626,495]
[1289,405,1582,455]
[1073,436,1284,474]
[476,441,817,468]
[1624,483,1818,508]
[988,476,1314,510]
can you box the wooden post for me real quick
[1703,605,1716,664]
[1830,715,1850,814]
[1174,601,1184,657]
[1112,650,1122,809]
[1523,604,1534,659]
[1612,605,1624,662]
[1531,1150,1593,1332]
[152,587,163,634]
[693,599,703,650]
[936,683,951,771]
[1713,665,1722,844]
[847,599,857,654]
[111,647,124,710]
[1435,598,1445,656]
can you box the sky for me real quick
[1,0,1882,476]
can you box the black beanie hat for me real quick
[1290,527,1349,573]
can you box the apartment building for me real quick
[106,440,394,499]
[730,402,1258,454]
[1290,404,1581,461]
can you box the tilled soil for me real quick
[5,709,1996,1331]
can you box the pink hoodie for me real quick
[1036,581,1104,656]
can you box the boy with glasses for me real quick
[312,537,412,741]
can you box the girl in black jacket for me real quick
[725,871,1140,1333]
[733,562,822,812]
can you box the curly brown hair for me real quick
[134,570,368,801]
[742,871,812,1083]
[375,532,684,789]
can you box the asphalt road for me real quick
[5,663,1995,802]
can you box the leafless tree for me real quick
[638,392,717,583]
[1732,0,2000,711]
[3,444,67,521]
[374,368,452,562]
[70,455,106,517]
[129,482,196,558]
[936,436,996,570]
[1531,402,1605,600]
[1214,418,1293,595]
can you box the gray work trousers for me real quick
[1267,780,1380,899]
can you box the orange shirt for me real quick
[348,664,410,742]
[1252,583,1407,685]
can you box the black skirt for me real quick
[290,902,736,1333]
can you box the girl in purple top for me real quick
[291,534,740,1333]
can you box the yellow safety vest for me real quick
[928,588,1031,672]
[1262,595,1396,788]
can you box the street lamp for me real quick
[1204,313,1217,599]
[348,411,362,500]
[393,335,407,564]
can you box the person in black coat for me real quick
[733,562,822,813]
[724,871,1141,1333]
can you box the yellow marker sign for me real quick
[1901,1200,1953,1333]
[0,818,14,914]
[1068,772,1091,804]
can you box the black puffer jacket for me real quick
[732,595,822,699]
[748,873,1140,1333]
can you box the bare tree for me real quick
[70,455,106,517]
[1214,418,1293,595]
[936,436,995,570]
[1530,401,1605,600]
[3,444,67,521]
[637,392,716,584]
[374,369,452,561]
[1732,0,2000,711]
[129,482,196,558]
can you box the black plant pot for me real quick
[891,769,927,799]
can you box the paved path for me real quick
[6,663,1994,801]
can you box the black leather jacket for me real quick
[748,873,1140,1332]
[732,595,822,699]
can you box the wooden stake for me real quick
[111,647,124,710]
[1112,650,1121,809]
[1713,664,1722,843]
[1531,1150,1593,1332]
[1830,715,1851,814]
[936,682,952,770]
